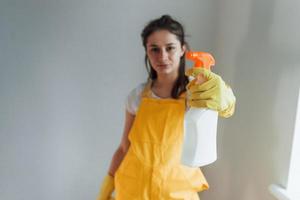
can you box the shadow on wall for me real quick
[222,0,300,200]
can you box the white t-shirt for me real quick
[125,82,161,115]
[125,82,189,115]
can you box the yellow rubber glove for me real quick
[96,174,115,200]
[185,67,236,118]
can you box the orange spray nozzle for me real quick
[186,51,215,70]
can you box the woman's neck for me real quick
[151,74,178,98]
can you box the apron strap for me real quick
[141,79,153,98]
[179,90,186,99]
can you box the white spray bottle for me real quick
[181,51,219,167]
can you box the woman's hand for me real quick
[185,68,236,118]
[96,174,115,200]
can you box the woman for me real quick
[97,15,235,200]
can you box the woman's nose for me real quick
[158,49,168,61]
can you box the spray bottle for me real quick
[181,51,219,167]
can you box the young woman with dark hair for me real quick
[97,15,235,200]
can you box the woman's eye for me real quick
[151,48,160,53]
[166,46,175,51]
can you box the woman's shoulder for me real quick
[128,81,148,97]
[125,81,148,115]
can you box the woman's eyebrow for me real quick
[149,44,158,47]
[148,43,176,47]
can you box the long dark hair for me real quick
[141,15,189,99]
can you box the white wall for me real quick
[201,0,300,200]
[0,1,216,200]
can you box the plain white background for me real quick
[1,0,299,200]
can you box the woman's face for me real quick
[146,30,186,77]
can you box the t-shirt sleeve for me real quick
[125,83,146,115]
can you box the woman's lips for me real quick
[157,64,168,67]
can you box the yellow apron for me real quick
[115,81,209,200]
